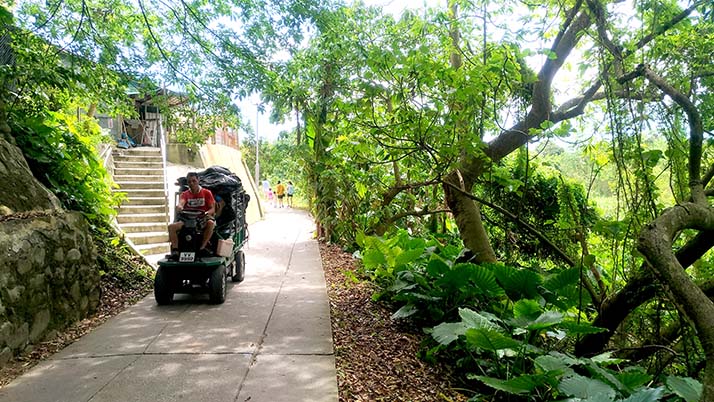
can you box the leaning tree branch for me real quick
[387,208,451,222]
[551,1,702,128]
[638,204,714,400]
[443,181,601,305]
[576,229,714,356]
[381,179,442,207]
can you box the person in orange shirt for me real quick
[275,181,286,208]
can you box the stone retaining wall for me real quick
[0,135,100,366]
[0,212,99,365]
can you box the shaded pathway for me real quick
[0,209,337,402]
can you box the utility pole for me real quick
[254,104,260,187]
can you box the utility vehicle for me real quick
[154,166,249,304]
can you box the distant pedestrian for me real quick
[262,179,270,199]
[267,188,274,207]
[287,181,295,207]
[275,180,286,208]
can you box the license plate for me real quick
[179,252,195,262]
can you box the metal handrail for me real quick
[159,116,170,225]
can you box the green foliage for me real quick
[356,229,704,400]
[482,152,599,265]
[10,111,121,220]
[91,222,154,295]
[0,15,132,224]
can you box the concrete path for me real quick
[0,209,338,402]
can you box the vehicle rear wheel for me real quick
[232,250,245,283]
[209,264,227,304]
[154,266,174,305]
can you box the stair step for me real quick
[135,242,171,256]
[121,196,167,206]
[114,147,161,154]
[112,154,163,162]
[114,168,164,176]
[115,181,166,190]
[117,213,168,224]
[114,161,163,169]
[126,231,170,245]
[118,204,168,214]
[114,175,164,183]
[115,189,166,198]
[118,222,168,233]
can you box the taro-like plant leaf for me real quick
[394,247,424,267]
[465,328,521,351]
[432,322,467,345]
[620,387,664,402]
[666,376,702,402]
[558,373,616,400]
[459,308,499,330]
[436,264,475,291]
[543,266,580,291]
[535,352,579,372]
[391,304,418,320]
[615,368,652,391]
[426,258,450,277]
[389,271,416,293]
[362,248,386,269]
[476,374,550,395]
[491,264,542,300]
[470,264,506,297]
[526,311,564,330]
[514,299,542,320]
[584,360,626,394]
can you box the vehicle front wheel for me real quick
[154,266,174,305]
[209,264,227,304]
[232,250,245,283]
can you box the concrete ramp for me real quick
[200,144,264,225]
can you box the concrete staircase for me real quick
[113,147,170,263]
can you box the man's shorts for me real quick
[277,194,285,199]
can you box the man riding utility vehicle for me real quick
[168,172,216,259]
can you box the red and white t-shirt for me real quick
[180,188,215,212]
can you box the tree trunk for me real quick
[443,170,496,262]
[445,7,592,262]
[638,203,714,401]
[576,231,714,356]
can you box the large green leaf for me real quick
[535,352,580,372]
[391,304,417,319]
[426,258,450,277]
[665,376,702,402]
[476,374,550,395]
[394,247,425,267]
[491,264,542,300]
[458,308,499,330]
[526,311,564,330]
[543,266,581,291]
[431,322,466,345]
[469,264,506,297]
[513,299,542,320]
[619,387,663,402]
[465,328,521,352]
[558,374,616,400]
[436,265,476,292]
[361,248,386,269]
[615,368,652,391]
